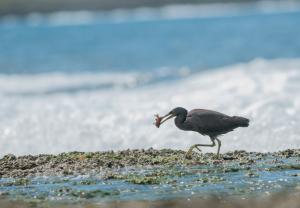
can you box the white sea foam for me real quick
[1,0,300,26]
[0,58,300,156]
[0,68,189,95]
[0,72,141,95]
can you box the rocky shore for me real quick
[0,148,300,207]
[0,148,299,178]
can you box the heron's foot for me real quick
[212,154,222,160]
[185,151,193,159]
[185,147,202,159]
[185,145,196,159]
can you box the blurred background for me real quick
[0,0,300,156]
[0,0,266,16]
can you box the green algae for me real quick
[72,179,98,186]
[195,176,225,184]
[103,168,195,185]
[223,167,240,173]
[14,178,31,186]
[245,171,259,178]
[70,189,119,199]
[107,170,169,185]
[126,175,164,185]
[103,172,127,180]
[0,178,31,187]
[265,164,300,172]
[53,186,120,199]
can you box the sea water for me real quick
[0,1,300,157]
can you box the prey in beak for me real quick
[154,112,175,128]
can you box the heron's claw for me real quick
[185,149,193,159]
[185,153,192,159]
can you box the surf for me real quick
[0,58,299,156]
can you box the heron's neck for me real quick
[174,114,189,131]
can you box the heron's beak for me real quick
[159,113,175,126]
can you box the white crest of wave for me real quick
[0,58,300,156]
[0,72,141,95]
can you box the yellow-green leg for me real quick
[185,137,216,159]
[216,138,222,159]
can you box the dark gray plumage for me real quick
[156,107,249,158]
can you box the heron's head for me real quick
[158,107,187,126]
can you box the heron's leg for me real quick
[185,137,216,158]
[186,144,201,156]
[215,138,221,159]
[195,146,202,153]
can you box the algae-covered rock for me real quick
[195,176,225,184]
[0,178,31,186]
[246,171,259,178]
[2,154,16,161]
[55,185,120,199]
[223,167,240,173]
[103,172,126,180]
[1,148,300,204]
[265,164,300,171]
[71,189,119,199]
[126,175,164,185]
[72,179,98,186]
[1,148,300,178]
[14,178,31,186]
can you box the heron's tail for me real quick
[232,116,249,127]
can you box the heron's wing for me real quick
[187,109,227,117]
[186,110,236,135]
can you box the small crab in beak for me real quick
[154,112,175,128]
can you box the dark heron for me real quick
[155,107,249,158]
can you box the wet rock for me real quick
[0,191,9,196]
[103,172,126,180]
[0,178,30,186]
[195,176,225,184]
[246,171,259,178]
[223,167,240,173]
[126,175,164,185]
[71,189,119,199]
[266,164,300,171]
[2,154,16,161]
[223,156,236,160]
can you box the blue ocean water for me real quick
[0,5,300,74]
[0,2,300,156]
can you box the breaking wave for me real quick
[0,58,300,156]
